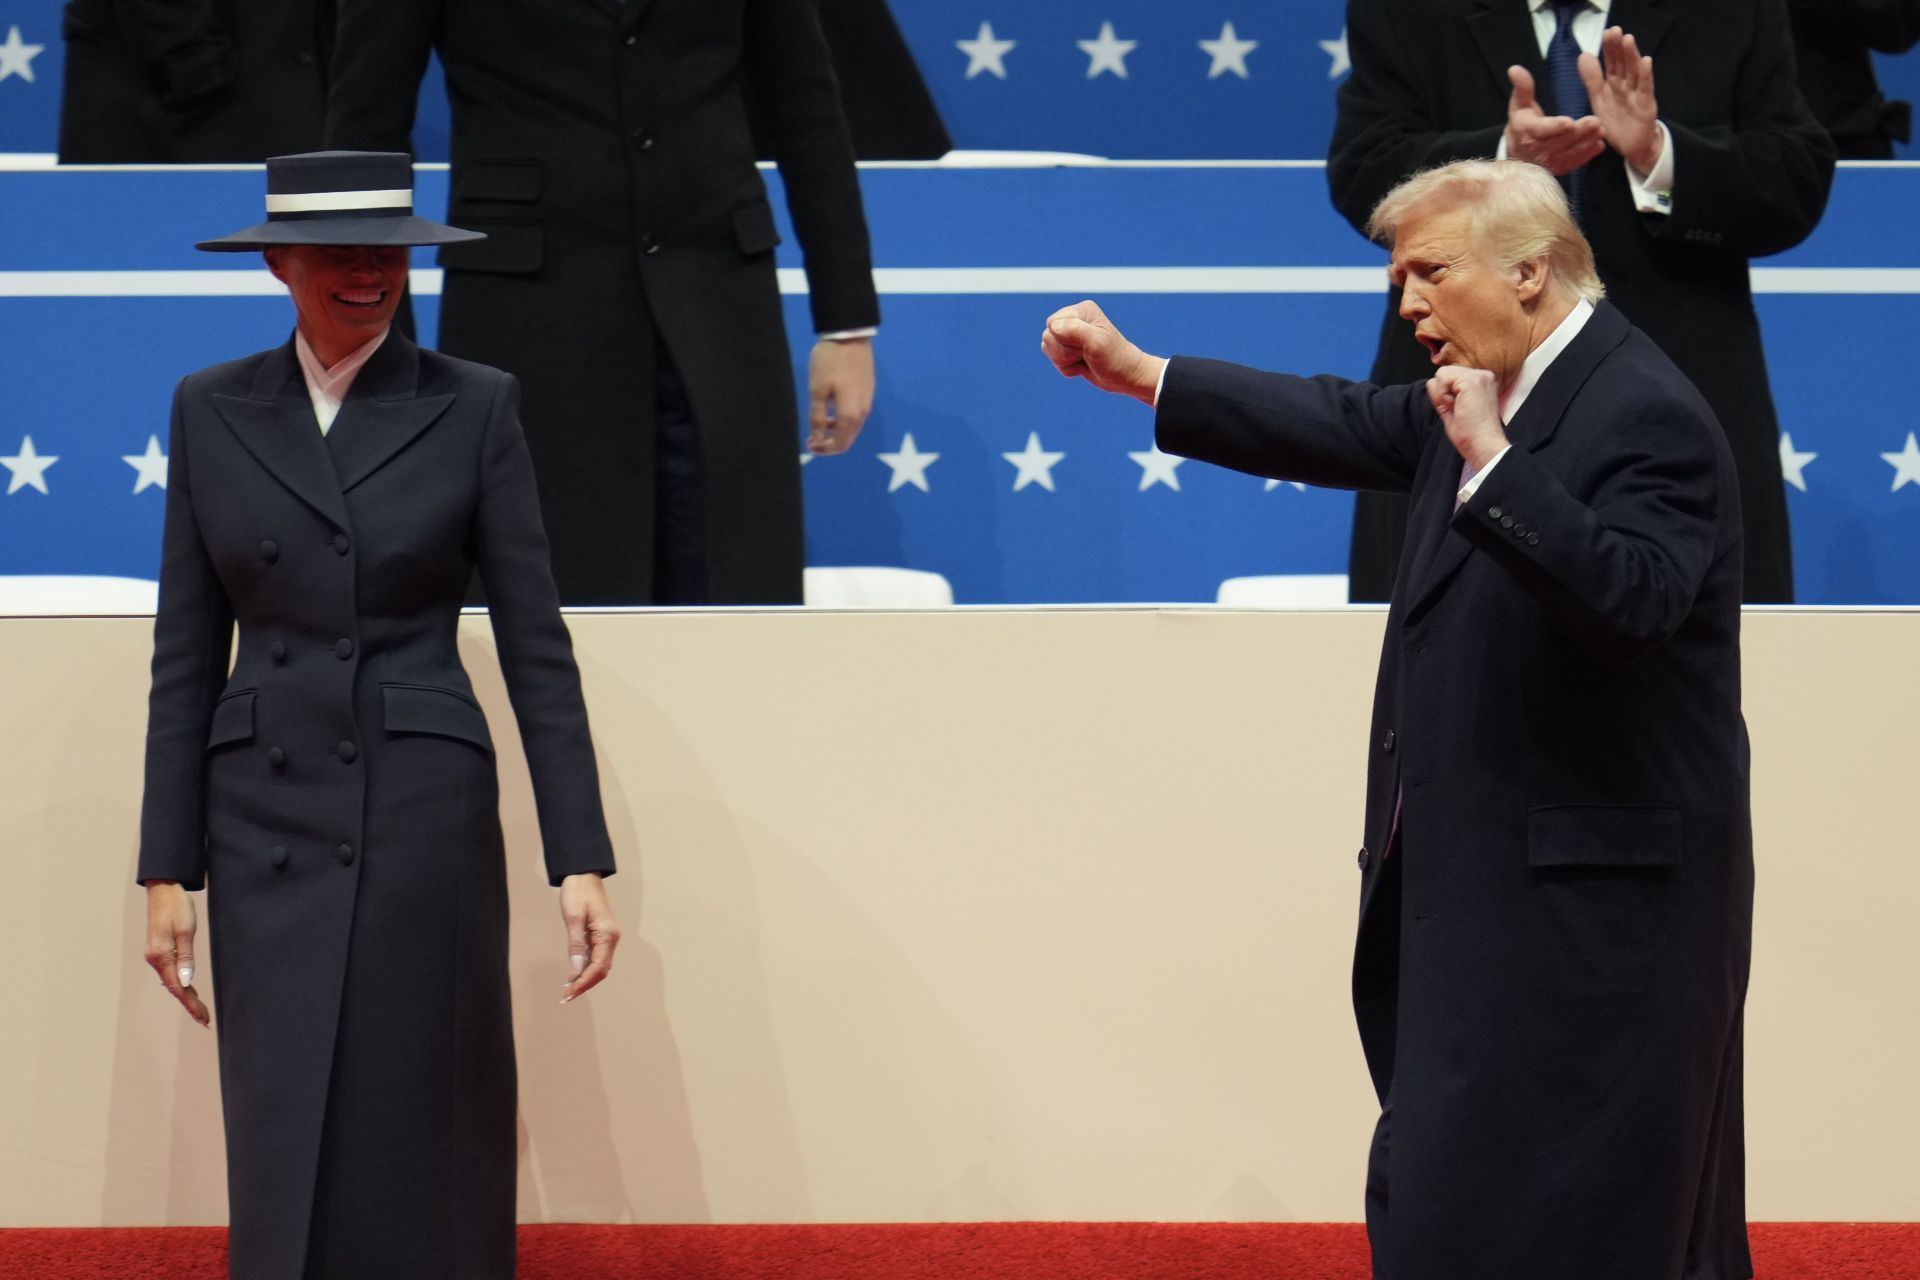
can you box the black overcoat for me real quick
[1329,0,1835,604]
[57,0,330,162]
[326,0,881,604]
[137,331,616,1279]
[1157,303,1755,1279]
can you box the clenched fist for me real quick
[1427,365,1511,472]
[1040,300,1168,406]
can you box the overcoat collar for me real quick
[1400,300,1630,619]
[585,0,653,28]
[211,329,454,529]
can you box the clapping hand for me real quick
[1579,27,1663,176]
[1505,66,1606,176]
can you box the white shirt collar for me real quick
[1501,299,1594,427]
[294,327,389,434]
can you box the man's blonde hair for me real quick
[1365,159,1606,304]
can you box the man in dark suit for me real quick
[1042,160,1755,1279]
[1790,0,1920,157]
[327,0,880,604]
[1330,0,1835,605]
[58,0,331,162]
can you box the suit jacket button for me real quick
[338,741,358,764]
[332,533,351,555]
[1381,729,1396,754]
[335,638,354,660]
[337,843,355,866]
[270,845,288,870]
[267,746,287,771]
[270,640,288,664]
[259,540,279,564]
[1357,846,1371,871]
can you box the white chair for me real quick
[0,575,160,616]
[1214,574,1350,608]
[803,567,955,608]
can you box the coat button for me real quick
[623,32,637,46]
[270,640,288,664]
[1381,729,1396,754]
[629,127,654,150]
[337,741,358,764]
[337,843,355,867]
[332,533,351,555]
[270,845,288,870]
[335,638,354,660]
[259,540,279,564]
[267,746,287,771]
[640,233,660,255]
[1357,846,1371,871]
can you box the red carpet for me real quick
[0,1222,1913,1278]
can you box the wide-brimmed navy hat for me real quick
[196,151,486,252]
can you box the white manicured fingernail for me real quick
[179,966,193,987]
[571,954,586,976]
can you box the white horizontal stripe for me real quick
[3,267,1919,297]
[264,188,412,214]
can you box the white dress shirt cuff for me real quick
[1153,356,1172,407]
[1626,121,1675,216]
[1458,444,1513,505]
[819,328,878,342]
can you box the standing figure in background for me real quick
[1790,0,1920,158]
[58,0,332,162]
[1329,0,1834,605]
[327,0,881,605]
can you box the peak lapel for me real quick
[324,331,456,494]
[1467,0,1545,90]
[212,341,351,531]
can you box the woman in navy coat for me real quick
[135,152,621,1279]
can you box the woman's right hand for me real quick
[144,881,210,1027]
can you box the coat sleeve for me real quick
[1326,0,1509,239]
[1788,0,1920,53]
[108,0,235,108]
[1650,0,1837,257]
[471,372,618,886]
[137,383,235,889]
[1454,390,1724,670]
[325,0,442,151]
[743,0,880,333]
[1154,357,1433,495]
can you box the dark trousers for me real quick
[651,342,710,605]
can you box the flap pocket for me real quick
[438,223,543,276]
[206,690,256,750]
[455,159,543,203]
[731,199,782,256]
[382,683,495,755]
[1528,804,1680,869]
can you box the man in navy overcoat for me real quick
[1043,159,1754,1280]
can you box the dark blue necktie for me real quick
[1547,0,1590,217]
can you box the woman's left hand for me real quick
[558,873,620,1004]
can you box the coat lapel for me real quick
[322,331,456,493]
[1466,0,1546,90]
[1401,302,1632,619]
[1605,0,1672,60]
[211,341,351,531]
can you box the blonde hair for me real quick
[1365,159,1606,304]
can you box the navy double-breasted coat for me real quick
[1158,302,1755,1280]
[137,329,615,1279]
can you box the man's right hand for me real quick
[144,881,210,1028]
[1041,301,1167,407]
[1505,66,1606,176]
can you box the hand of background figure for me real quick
[1040,300,1167,406]
[807,337,876,455]
[559,873,620,1004]
[144,881,211,1027]
[1578,27,1663,175]
[1505,66,1606,175]
[1428,366,1510,471]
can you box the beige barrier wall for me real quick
[1,609,1914,1227]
